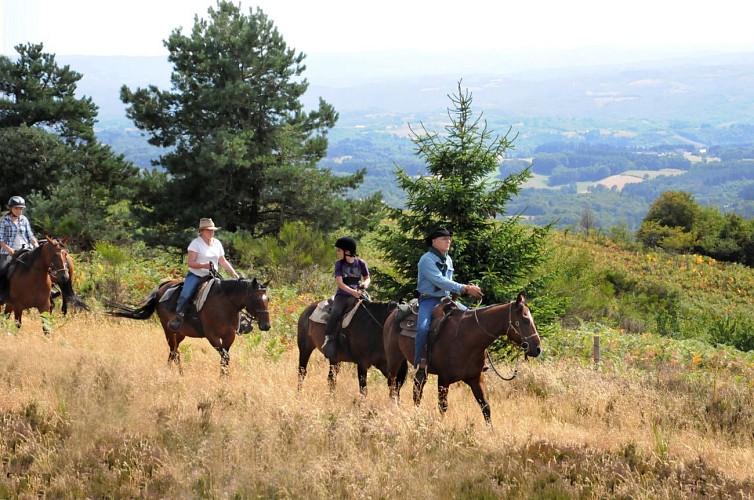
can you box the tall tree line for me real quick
[0,1,373,250]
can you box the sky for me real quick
[2,0,753,59]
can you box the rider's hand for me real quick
[464,284,484,298]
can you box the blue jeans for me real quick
[414,296,468,366]
[176,272,203,312]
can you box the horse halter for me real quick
[472,301,539,351]
[243,284,270,321]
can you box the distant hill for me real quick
[61,49,754,124]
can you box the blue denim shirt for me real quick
[416,247,465,297]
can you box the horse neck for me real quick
[466,303,513,346]
[364,301,395,322]
[219,280,250,312]
[17,246,46,274]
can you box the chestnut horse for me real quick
[297,299,408,396]
[4,236,72,330]
[106,278,271,374]
[383,293,541,424]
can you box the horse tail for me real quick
[104,286,161,320]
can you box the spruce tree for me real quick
[375,82,550,304]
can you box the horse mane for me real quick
[9,244,46,276]
[218,278,264,295]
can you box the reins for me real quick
[470,302,537,382]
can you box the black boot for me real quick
[168,306,187,331]
[322,335,337,362]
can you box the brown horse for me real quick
[4,236,72,330]
[297,299,408,396]
[383,293,541,424]
[106,278,271,374]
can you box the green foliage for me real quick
[375,82,550,304]
[120,1,363,236]
[225,221,332,293]
[29,141,144,250]
[0,125,69,205]
[84,241,183,304]
[0,43,97,143]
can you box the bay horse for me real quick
[106,278,271,374]
[297,299,408,396]
[3,236,72,331]
[382,293,541,424]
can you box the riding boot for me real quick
[322,335,337,363]
[168,305,187,332]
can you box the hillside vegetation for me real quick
[1,232,753,497]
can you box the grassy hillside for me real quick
[1,233,753,497]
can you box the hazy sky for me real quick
[2,0,752,58]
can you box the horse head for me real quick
[244,278,271,331]
[507,292,541,358]
[41,235,70,285]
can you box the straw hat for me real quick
[198,218,221,231]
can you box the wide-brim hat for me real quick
[198,218,221,231]
[425,227,453,246]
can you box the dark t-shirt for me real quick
[334,258,369,295]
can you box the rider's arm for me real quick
[335,275,361,298]
[187,250,208,270]
[218,255,239,279]
[418,254,464,295]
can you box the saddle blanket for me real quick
[308,297,362,327]
[160,279,217,311]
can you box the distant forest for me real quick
[99,116,754,232]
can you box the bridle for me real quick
[472,301,539,349]
[471,301,540,381]
[21,240,69,279]
[245,286,269,320]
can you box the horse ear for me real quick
[262,279,271,288]
[61,237,69,245]
[516,292,526,306]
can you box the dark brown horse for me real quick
[106,278,271,374]
[50,248,89,315]
[383,293,541,424]
[297,299,408,396]
[4,236,72,330]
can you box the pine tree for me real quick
[375,82,550,304]
[0,43,97,143]
[121,1,363,234]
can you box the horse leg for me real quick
[216,346,230,376]
[166,333,184,374]
[357,364,368,397]
[297,335,316,392]
[413,373,426,406]
[438,384,449,416]
[12,307,22,329]
[467,377,492,425]
[327,363,339,394]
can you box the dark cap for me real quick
[425,227,453,246]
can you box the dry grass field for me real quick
[1,310,753,498]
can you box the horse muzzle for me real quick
[53,269,70,284]
[521,341,542,358]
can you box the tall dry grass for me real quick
[1,311,753,498]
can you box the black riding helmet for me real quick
[7,196,25,208]
[334,236,357,256]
